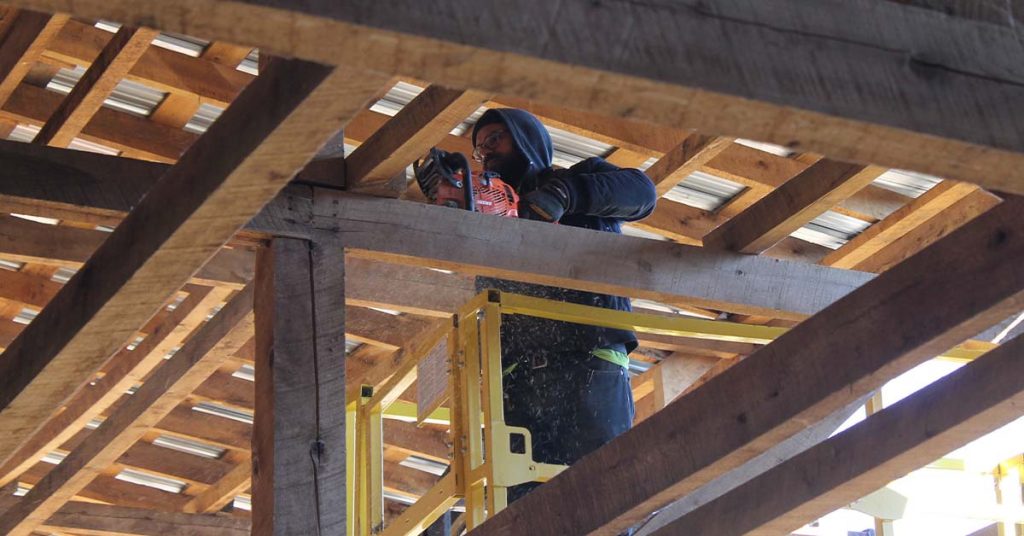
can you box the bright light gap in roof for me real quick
[7,124,120,156]
[13,307,38,325]
[94,20,208,57]
[115,468,187,494]
[233,495,252,511]
[10,213,58,226]
[0,259,25,271]
[153,434,226,459]
[232,364,255,382]
[192,401,254,424]
[47,65,168,118]
[399,455,448,476]
[51,267,77,283]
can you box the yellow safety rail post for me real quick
[356,386,384,536]
[346,400,357,536]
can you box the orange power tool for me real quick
[414,148,519,217]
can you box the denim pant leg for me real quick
[503,353,634,504]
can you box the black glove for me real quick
[520,178,573,222]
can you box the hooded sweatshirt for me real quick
[472,108,658,363]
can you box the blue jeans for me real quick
[502,349,634,503]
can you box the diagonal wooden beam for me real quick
[183,458,252,514]
[42,501,249,536]
[472,195,1024,535]
[0,283,255,535]
[823,180,1000,269]
[660,332,1024,535]
[0,58,389,468]
[703,160,887,253]
[0,9,68,107]
[0,284,232,488]
[645,134,733,197]
[32,25,158,147]
[345,85,488,195]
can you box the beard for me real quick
[484,152,529,191]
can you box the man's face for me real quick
[474,123,517,175]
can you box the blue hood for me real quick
[472,108,552,191]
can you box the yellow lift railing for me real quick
[347,290,993,535]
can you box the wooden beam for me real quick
[42,501,249,536]
[0,9,68,106]
[9,1,1024,193]
[659,332,1024,535]
[0,59,386,469]
[0,285,231,488]
[252,238,346,535]
[0,283,254,535]
[645,135,733,197]
[345,257,475,317]
[823,181,995,269]
[183,458,252,514]
[279,192,873,319]
[472,196,1024,535]
[345,85,487,195]
[703,161,885,253]
[32,25,158,147]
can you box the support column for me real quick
[253,237,346,535]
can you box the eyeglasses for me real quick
[472,129,507,163]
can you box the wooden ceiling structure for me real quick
[0,1,1021,535]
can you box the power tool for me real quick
[414,148,519,217]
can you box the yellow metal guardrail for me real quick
[348,290,995,535]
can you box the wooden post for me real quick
[253,237,346,535]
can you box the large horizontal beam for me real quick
[10,0,1024,193]
[264,190,874,319]
[472,194,1024,534]
[41,501,249,536]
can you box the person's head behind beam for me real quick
[471,108,553,192]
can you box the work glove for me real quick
[520,178,573,222]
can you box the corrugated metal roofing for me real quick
[47,65,168,118]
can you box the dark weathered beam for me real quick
[10,0,1024,193]
[659,332,1024,535]
[286,192,873,319]
[472,196,1024,535]
[32,25,157,147]
[0,59,387,469]
[253,238,346,535]
[0,284,254,536]
[42,501,249,536]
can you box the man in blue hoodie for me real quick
[463,108,658,502]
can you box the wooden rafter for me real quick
[32,25,157,147]
[345,85,488,195]
[0,58,388,468]
[659,331,1024,535]
[703,161,887,253]
[0,283,254,535]
[0,9,68,106]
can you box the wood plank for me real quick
[823,181,995,268]
[345,257,475,317]
[345,306,436,350]
[183,458,251,514]
[252,238,346,536]
[32,25,158,147]
[0,284,254,535]
[345,85,487,195]
[291,192,873,319]
[0,9,67,107]
[42,501,249,536]
[0,58,383,471]
[645,135,733,197]
[0,268,62,309]
[0,285,231,488]
[11,0,1024,192]
[703,161,885,253]
[2,81,196,162]
[852,188,1003,273]
[660,333,1024,535]
[472,196,1024,535]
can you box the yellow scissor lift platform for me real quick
[347,290,990,536]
